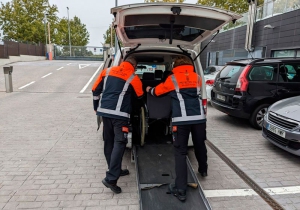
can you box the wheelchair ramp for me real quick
[134,144,211,210]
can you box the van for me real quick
[103,3,241,147]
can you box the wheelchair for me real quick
[132,93,172,146]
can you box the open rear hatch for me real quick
[111,3,241,50]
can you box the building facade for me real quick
[200,1,300,68]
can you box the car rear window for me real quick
[218,65,245,83]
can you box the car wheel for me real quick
[249,104,269,129]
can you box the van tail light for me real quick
[202,99,207,115]
[235,65,252,92]
[205,79,215,86]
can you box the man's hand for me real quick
[146,86,152,93]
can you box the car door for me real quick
[247,64,278,106]
[111,3,241,50]
[276,62,300,99]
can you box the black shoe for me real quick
[168,183,186,202]
[198,164,208,177]
[102,179,122,194]
[120,169,129,176]
[200,172,207,177]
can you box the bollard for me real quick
[3,66,13,93]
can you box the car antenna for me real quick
[114,27,123,59]
[193,30,219,61]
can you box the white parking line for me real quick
[57,67,64,71]
[67,63,72,65]
[18,81,35,89]
[79,63,104,93]
[204,186,300,198]
[41,73,52,78]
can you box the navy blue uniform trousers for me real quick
[102,117,128,184]
[173,123,207,190]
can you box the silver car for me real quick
[262,96,300,156]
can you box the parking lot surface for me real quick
[0,61,299,209]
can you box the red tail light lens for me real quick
[202,99,207,115]
[205,79,215,86]
[235,65,252,92]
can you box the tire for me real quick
[249,104,269,129]
[140,107,146,146]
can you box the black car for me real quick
[211,58,300,129]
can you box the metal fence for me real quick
[54,46,105,61]
[0,40,45,58]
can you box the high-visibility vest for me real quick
[92,62,143,120]
[150,65,206,125]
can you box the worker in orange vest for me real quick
[146,56,207,201]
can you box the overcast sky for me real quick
[1,0,198,46]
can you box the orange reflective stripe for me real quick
[122,126,129,133]
[92,68,107,91]
[172,126,177,132]
[130,76,144,97]
[154,76,175,96]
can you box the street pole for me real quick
[114,0,118,56]
[67,7,71,57]
[48,22,51,44]
[44,14,47,46]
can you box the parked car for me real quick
[204,65,224,101]
[211,58,300,129]
[262,96,300,156]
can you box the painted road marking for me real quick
[57,67,64,71]
[79,63,104,93]
[79,64,91,69]
[41,73,53,78]
[204,186,300,198]
[67,63,72,65]
[18,81,35,89]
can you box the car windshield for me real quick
[135,64,166,79]
[219,65,245,83]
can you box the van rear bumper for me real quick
[211,99,250,119]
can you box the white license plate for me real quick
[216,94,225,101]
[267,124,286,138]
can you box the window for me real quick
[279,64,300,83]
[273,50,296,58]
[297,50,300,58]
[248,65,276,81]
[219,65,245,83]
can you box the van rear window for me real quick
[218,65,245,83]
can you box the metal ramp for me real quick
[133,144,211,210]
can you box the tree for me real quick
[0,0,90,46]
[103,24,115,46]
[0,0,59,43]
[197,0,249,14]
[54,16,89,46]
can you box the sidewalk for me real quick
[0,91,138,210]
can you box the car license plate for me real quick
[216,94,225,102]
[267,124,286,138]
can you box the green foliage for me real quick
[55,16,89,46]
[197,0,249,14]
[103,25,115,46]
[0,0,89,45]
